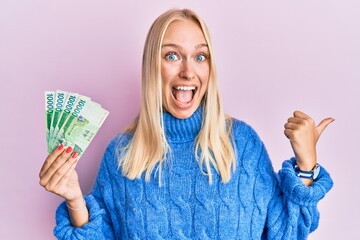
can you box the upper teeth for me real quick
[175,86,196,91]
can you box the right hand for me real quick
[39,145,82,201]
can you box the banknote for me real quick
[49,92,81,150]
[45,91,55,152]
[45,91,109,157]
[49,90,68,147]
[49,94,91,152]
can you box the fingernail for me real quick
[65,146,73,154]
[72,152,78,158]
[57,144,64,151]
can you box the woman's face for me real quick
[161,20,210,119]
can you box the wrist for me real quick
[66,196,86,211]
[294,163,321,181]
[294,149,317,171]
[295,154,317,171]
[295,162,317,171]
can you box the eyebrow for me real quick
[161,43,208,49]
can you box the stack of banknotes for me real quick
[45,90,109,157]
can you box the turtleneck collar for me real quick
[162,105,203,143]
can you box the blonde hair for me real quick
[119,8,236,183]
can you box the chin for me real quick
[165,104,199,119]
[167,108,192,119]
[172,110,194,119]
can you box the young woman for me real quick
[39,8,334,239]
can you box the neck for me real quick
[162,106,203,143]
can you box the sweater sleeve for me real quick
[233,120,333,239]
[53,138,120,240]
[264,156,333,240]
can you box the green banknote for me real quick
[45,91,109,157]
[49,92,80,150]
[49,95,90,151]
[49,90,68,146]
[45,91,55,152]
[52,101,109,156]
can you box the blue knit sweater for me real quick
[54,106,333,239]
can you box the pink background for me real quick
[1,0,359,239]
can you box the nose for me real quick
[179,60,195,80]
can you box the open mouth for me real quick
[172,86,198,103]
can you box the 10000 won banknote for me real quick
[45,90,109,157]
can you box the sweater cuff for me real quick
[278,158,334,206]
[53,195,106,239]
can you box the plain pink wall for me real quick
[1,0,359,239]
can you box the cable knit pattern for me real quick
[54,106,333,239]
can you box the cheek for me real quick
[161,66,172,98]
[161,63,178,80]
[161,66,168,84]
[198,69,210,99]
[199,66,210,86]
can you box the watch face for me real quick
[313,165,320,179]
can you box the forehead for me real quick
[162,20,206,45]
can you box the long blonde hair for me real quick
[119,8,236,183]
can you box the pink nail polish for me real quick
[57,144,64,151]
[72,152,78,158]
[65,146,73,154]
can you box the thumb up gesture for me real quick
[284,111,334,174]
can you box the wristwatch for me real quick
[294,164,320,180]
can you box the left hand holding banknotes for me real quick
[39,90,109,227]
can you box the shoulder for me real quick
[105,132,133,154]
[229,117,274,180]
[228,117,267,162]
[230,117,263,145]
[101,132,133,168]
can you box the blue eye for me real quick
[196,54,207,62]
[165,52,179,61]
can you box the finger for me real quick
[39,144,65,178]
[284,129,295,140]
[293,111,316,128]
[316,117,335,136]
[39,146,74,187]
[284,122,301,130]
[287,117,305,124]
[44,152,79,193]
[53,156,80,195]
[293,110,311,120]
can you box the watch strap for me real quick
[294,164,320,180]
